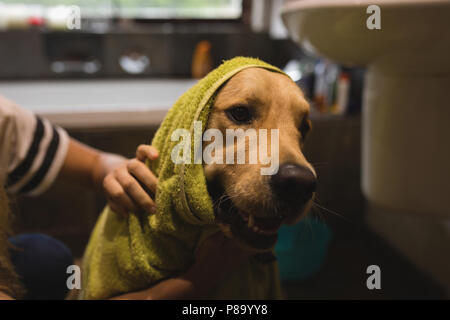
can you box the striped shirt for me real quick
[0,95,69,195]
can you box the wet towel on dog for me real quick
[81,57,284,299]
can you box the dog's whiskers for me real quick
[312,201,351,223]
[311,162,329,167]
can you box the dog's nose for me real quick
[270,163,316,204]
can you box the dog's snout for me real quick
[270,163,316,204]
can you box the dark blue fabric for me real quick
[9,233,73,300]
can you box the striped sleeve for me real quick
[5,105,69,196]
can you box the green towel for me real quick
[81,57,285,300]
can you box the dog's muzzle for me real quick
[270,162,316,218]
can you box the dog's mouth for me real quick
[214,194,282,251]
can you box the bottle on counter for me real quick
[191,40,213,79]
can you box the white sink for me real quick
[282,0,450,73]
[282,0,450,292]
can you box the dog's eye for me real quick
[226,106,252,124]
[300,119,311,139]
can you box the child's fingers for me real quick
[136,145,159,162]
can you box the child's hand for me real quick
[103,145,159,216]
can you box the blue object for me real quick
[275,217,332,281]
[9,233,73,300]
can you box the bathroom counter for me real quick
[0,79,198,129]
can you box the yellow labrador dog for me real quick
[204,67,316,252]
[81,65,316,300]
